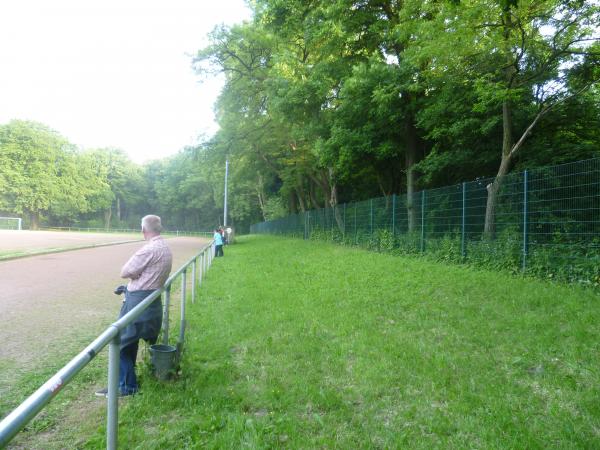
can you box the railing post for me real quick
[191,260,196,304]
[522,170,529,272]
[461,182,467,259]
[199,253,204,286]
[179,271,187,345]
[106,335,120,450]
[162,286,171,345]
[420,190,426,253]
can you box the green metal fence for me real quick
[251,158,600,286]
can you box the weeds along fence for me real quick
[0,241,215,449]
[251,158,600,286]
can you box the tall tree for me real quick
[0,120,74,228]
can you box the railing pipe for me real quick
[106,336,120,450]
[162,286,171,345]
[0,324,119,446]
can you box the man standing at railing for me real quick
[96,214,172,397]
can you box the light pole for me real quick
[223,159,229,227]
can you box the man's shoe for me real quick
[95,387,108,398]
[96,387,140,398]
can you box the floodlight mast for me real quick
[223,159,229,227]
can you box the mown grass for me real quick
[71,235,599,449]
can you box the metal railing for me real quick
[251,158,600,286]
[0,240,215,449]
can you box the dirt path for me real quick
[0,237,208,369]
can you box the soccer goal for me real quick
[0,217,22,230]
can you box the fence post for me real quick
[370,199,373,236]
[420,190,426,253]
[162,286,171,345]
[461,182,467,259]
[354,204,357,245]
[331,206,334,239]
[106,336,120,450]
[303,212,306,240]
[343,203,346,241]
[392,194,396,236]
[522,170,529,272]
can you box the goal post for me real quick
[0,217,22,230]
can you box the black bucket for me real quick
[149,344,177,380]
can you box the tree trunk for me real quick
[256,173,267,221]
[104,207,112,230]
[484,8,516,238]
[296,173,307,212]
[405,116,422,232]
[116,197,121,221]
[327,168,344,233]
[296,188,306,212]
[29,211,40,230]
[309,179,321,209]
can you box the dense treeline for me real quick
[197,0,600,233]
[1,2,598,233]
[0,120,224,230]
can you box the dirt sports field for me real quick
[0,229,141,256]
[0,230,209,396]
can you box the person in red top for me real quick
[96,215,172,397]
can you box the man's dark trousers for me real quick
[118,289,162,395]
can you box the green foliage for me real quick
[262,197,287,221]
[0,120,115,227]
[196,0,600,230]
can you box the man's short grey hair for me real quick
[141,215,163,233]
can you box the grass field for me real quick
[68,235,598,449]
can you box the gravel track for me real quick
[0,230,141,254]
[0,236,209,369]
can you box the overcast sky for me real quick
[0,0,251,163]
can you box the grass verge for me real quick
[78,235,600,449]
